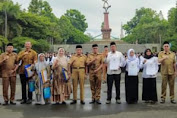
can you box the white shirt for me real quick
[123,58,140,75]
[105,51,125,75]
[140,57,159,78]
[51,56,57,65]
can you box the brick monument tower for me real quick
[101,0,112,40]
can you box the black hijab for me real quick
[144,49,154,59]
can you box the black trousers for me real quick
[20,74,32,101]
[125,72,139,103]
[107,74,121,101]
[142,78,158,102]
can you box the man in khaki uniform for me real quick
[18,41,37,104]
[87,44,103,104]
[158,41,177,104]
[68,45,87,105]
[0,43,18,105]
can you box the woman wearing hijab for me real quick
[123,49,140,104]
[52,48,71,105]
[141,49,158,104]
[34,53,51,105]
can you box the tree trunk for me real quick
[4,9,7,39]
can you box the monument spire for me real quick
[103,0,111,13]
[120,22,124,39]
[101,0,112,40]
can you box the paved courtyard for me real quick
[0,73,177,118]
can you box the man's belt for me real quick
[72,67,85,69]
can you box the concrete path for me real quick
[0,73,177,118]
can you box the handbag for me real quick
[62,68,68,81]
[25,64,34,78]
[43,87,51,99]
[29,80,35,92]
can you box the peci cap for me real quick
[110,42,116,46]
[76,45,82,49]
[92,44,98,48]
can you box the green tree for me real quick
[101,22,104,29]
[41,1,57,22]
[0,0,6,2]
[28,0,58,22]
[58,16,73,43]
[123,8,158,34]
[27,0,60,43]
[12,37,37,52]
[65,9,88,32]
[0,0,90,47]
[28,0,43,14]
[70,28,90,44]
[166,7,177,51]
[123,7,168,44]
[0,0,22,40]
[33,39,50,53]
[58,16,90,44]
[12,37,49,53]
[19,12,61,42]
[0,35,8,53]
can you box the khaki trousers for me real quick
[2,76,16,102]
[161,74,175,100]
[72,69,85,101]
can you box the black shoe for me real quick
[70,100,77,104]
[62,101,66,105]
[3,101,8,106]
[35,103,41,105]
[89,100,95,104]
[21,100,26,104]
[80,101,85,105]
[171,100,176,104]
[52,102,60,105]
[26,99,32,104]
[55,102,60,105]
[10,101,16,105]
[96,100,101,104]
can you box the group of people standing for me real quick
[0,40,176,106]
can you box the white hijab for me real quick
[127,49,136,62]
[35,53,48,72]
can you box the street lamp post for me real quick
[159,34,162,47]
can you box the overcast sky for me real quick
[12,0,176,38]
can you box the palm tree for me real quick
[0,0,22,40]
[0,35,8,52]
